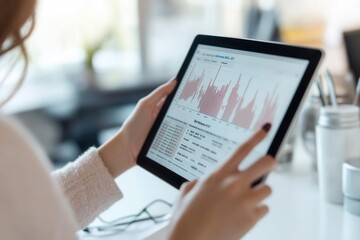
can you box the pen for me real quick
[324,69,338,107]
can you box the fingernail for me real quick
[262,123,272,132]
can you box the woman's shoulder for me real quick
[0,114,77,239]
[0,114,48,161]
[0,113,54,191]
[0,113,26,140]
[0,113,55,207]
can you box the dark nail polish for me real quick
[262,123,272,132]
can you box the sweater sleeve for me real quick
[52,147,123,229]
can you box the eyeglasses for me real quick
[82,199,173,237]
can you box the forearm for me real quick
[52,147,123,229]
[98,129,136,178]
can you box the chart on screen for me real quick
[175,62,280,132]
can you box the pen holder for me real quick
[316,105,360,204]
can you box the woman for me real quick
[0,0,276,239]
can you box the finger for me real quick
[155,96,167,109]
[247,185,272,203]
[180,180,198,196]
[253,204,269,220]
[218,123,272,175]
[143,79,177,106]
[152,96,167,120]
[243,156,276,182]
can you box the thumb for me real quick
[143,79,177,106]
[152,96,167,121]
[180,180,198,197]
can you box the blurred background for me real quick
[2,0,360,167]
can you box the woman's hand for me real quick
[168,124,276,240]
[99,79,177,177]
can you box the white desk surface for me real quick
[79,139,360,240]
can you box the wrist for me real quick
[98,130,136,178]
[167,218,208,240]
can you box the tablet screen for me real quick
[146,44,309,180]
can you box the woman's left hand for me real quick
[99,79,177,177]
[121,79,177,163]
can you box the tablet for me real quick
[138,35,323,188]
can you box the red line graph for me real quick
[179,65,204,101]
[197,66,230,117]
[229,81,278,130]
[253,86,279,130]
[232,91,258,129]
[177,66,279,130]
[221,76,242,121]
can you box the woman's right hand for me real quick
[168,123,276,240]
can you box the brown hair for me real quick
[0,0,36,107]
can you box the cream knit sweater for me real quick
[0,114,123,239]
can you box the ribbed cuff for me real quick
[53,147,123,229]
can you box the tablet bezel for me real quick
[137,35,323,189]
